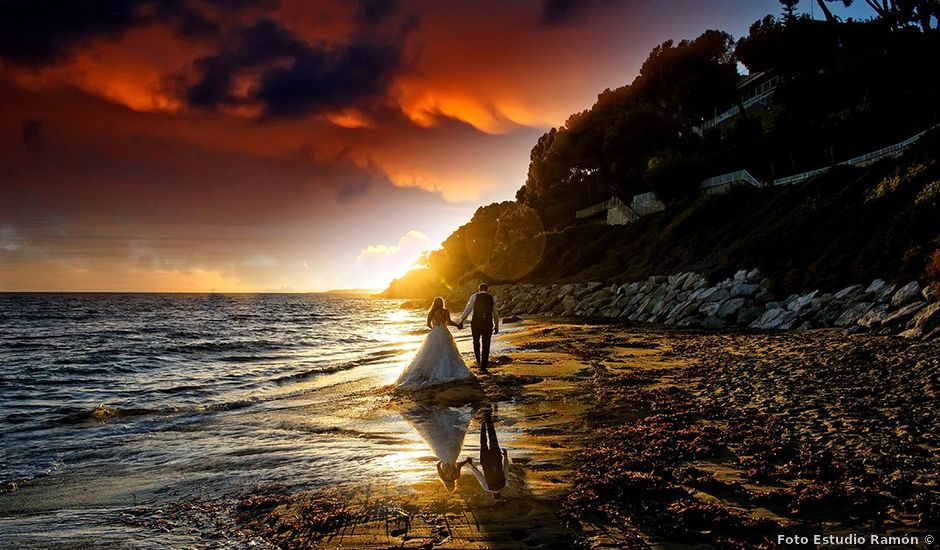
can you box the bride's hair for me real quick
[427,297,445,326]
[437,461,458,492]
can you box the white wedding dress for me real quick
[399,405,473,465]
[396,310,473,390]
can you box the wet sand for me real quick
[235,321,939,548]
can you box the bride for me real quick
[396,297,473,390]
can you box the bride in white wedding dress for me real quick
[396,297,473,391]
[399,404,474,492]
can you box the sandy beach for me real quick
[230,320,938,548]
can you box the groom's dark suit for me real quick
[460,291,498,371]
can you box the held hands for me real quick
[493,326,499,334]
[457,322,464,330]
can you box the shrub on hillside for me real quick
[927,248,940,295]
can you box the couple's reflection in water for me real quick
[399,403,517,500]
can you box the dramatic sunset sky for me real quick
[0,0,870,292]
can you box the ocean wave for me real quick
[52,405,160,425]
[168,340,292,353]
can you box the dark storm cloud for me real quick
[186,18,306,108]
[21,119,45,151]
[355,0,400,24]
[0,0,223,66]
[257,40,402,117]
[540,0,625,24]
[184,18,403,118]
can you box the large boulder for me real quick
[788,290,819,312]
[699,301,722,317]
[754,287,775,305]
[717,297,747,318]
[835,302,872,327]
[865,279,896,301]
[890,281,921,307]
[560,294,578,316]
[922,285,937,303]
[730,283,760,298]
[857,303,890,329]
[701,315,727,329]
[750,307,798,330]
[899,302,940,338]
[683,273,708,291]
[736,305,764,326]
[833,284,863,300]
[879,301,926,331]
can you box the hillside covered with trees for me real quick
[383,1,940,299]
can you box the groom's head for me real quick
[479,283,488,292]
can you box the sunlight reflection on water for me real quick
[0,292,520,547]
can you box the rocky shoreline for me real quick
[449,269,940,338]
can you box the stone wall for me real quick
[477,270,940,339]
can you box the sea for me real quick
[0,293,504,548]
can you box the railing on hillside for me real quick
[576,196,641,224]
[631,192,665,215]
[773,126,935,186]
[576,198,615,219]
[702,91,775,130]
[700,170,763,190]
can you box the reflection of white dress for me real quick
[396,322,473,391]
[400,406,473,464]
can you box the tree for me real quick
[860,0,939,30]
[781,0,800,22]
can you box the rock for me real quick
[730,283,760,297]
[736,306,764,326]
[733,269,748,282]
[765,301,781,311]
[865,279,896,301]
[561,294,578,316]
[711,288,731,303]
[683,273,707,291]
[699,301,722,316]
[814,300,848,326]
[501,316,522,324]
[857,304,890,329]
[788,290,819,312]
[694,287,720,302]
[754,288,775,305]
[899,302,940,338]
[399,300,427,309]
[890,281,921,307]
[717,297,746,318]
[763,309,800,330]
[666,299,699,322]
[750,308,785,329]
[810,293,832,307]
[880,301,926,330]
[833,284,862,300]
[746,268,762,282]
[557,284,575,298]
[922,285,937,303]
[835,302,872,327]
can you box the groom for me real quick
[458,283,499,373]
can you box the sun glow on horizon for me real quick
[355,230,434,290]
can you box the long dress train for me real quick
[396,325,473,390]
